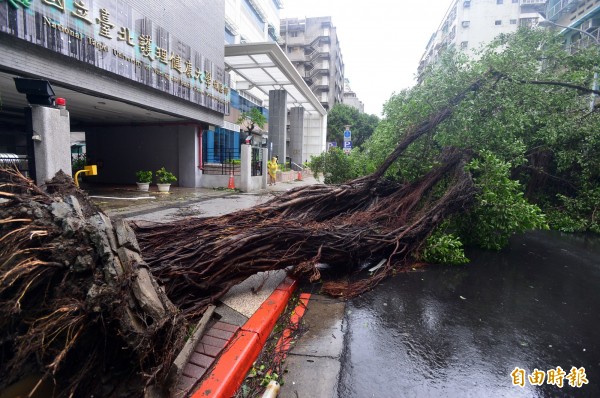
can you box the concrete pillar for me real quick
[178,126,199,188]
[268,90,287,162]
[262,147,268,189]
[240,144,251,192]
[288,107,304,168]
[31,105,71,184]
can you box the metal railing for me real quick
[547,0,582,21]
[569,27,600,52]
[521,0,546,5]
[202,149,241,175]
[0,153,33,178]
[251,147,263,176]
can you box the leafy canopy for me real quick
[313,28,600,263]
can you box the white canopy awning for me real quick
[224,42,327,116]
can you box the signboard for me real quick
[327,141,338,150]
[343,129,351,140]
[343,141,352,149]
[343,148,351,154]
[0,0,229,114]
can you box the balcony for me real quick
[520,0,546,4]
[287,51,306,62]
[569,27,600,53]
[284,35,305,45]
[547,0,583,21]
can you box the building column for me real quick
[31,105,71,185]
[288,107,304,168]
[240,144,251,192]
[262,147,268,189]
[267,90,287,162]
[177,126,199,187]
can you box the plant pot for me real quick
[157,183,171,192]
[136,182,150,191]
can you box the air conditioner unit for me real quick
[581,18,599,32]
[462,21,471,28]
[464,0,471,7]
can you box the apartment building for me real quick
[545,0,600,50]
[418,0,547,78]
[279,16,345,111]
[342,78,365,113]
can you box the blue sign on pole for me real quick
[344,130,351,139]
[343,141,352,149]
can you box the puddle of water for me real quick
[340,231,600,398]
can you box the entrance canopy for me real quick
[224,42,327,116]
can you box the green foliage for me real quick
[326,103,380,148]
[237,108,267,134]
[155,167,177,184]
[547,186,600,233]
[246,363,281,388]
[421,229,469,265]
[71,154,87,175]
[308,147,358,184]
[459,152,548,250]
[135,170,152,183]
[349,27,599,260]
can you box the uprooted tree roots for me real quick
[0,169,186,396]
[0,74,491,397]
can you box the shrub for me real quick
[155,167,177,184]
[135,170,152,183]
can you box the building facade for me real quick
[1,0,228,187]
[545,0,600,50]
[224,0,283,44]
[342,78,365,113]
[418,0,546,78]
[279,16,345,111]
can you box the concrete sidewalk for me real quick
[89,174,320,222]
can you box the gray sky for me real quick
[281,0,453,116]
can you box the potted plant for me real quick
[155,167,177,192]
[135,170,152,191]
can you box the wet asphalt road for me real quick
[339,231,600,398]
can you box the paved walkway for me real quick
[88,174,320,222]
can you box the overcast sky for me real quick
[281,0,453,116]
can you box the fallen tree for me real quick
[0,71,525,396]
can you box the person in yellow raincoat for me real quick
[267,156,278,185]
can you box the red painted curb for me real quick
[190,277,298,398]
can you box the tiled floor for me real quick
[172,321,239,397]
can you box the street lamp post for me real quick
[538,14,599,111]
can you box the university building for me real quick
[0,0,326,189]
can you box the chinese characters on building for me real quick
[4,0,229,106]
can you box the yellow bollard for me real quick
[74,164,98,188]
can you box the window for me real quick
[510,19,517,24]
[460,41,468,49]
[512,0,518,2]
[462,20,471,27]
[495,20,502,25]
[463,0,470,7]
[225,28,235,44]
[496,0,503,4]
[290,32,298,37]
